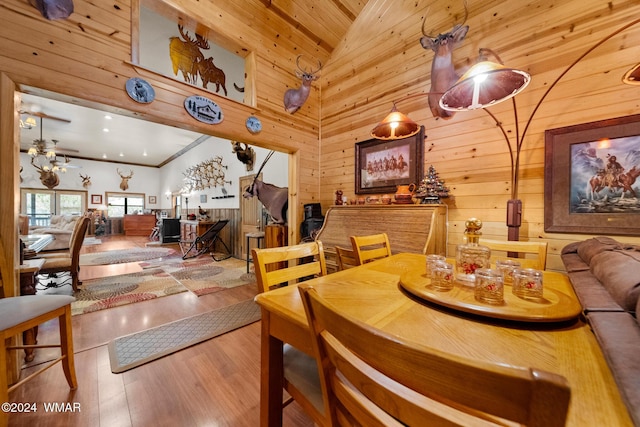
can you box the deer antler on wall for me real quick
[419,0,469,120]
[182,156,231,193]
[80,173,91,188]
[117,168,134,191]
[283,55,323,114]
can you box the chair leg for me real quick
[58,306,77,389]
[0,338,8,427]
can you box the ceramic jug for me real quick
[395,183,416,197]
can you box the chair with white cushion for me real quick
[0,295,77,427]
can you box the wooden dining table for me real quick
[254,252,632,426]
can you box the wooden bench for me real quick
[315,205,448,273]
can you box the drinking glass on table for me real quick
[426,254,446,276]
[474,268,504,305]
[495,259,521,285]
[512,268,544,300]
[430,262,454,291]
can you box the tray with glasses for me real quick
[399,269,582,323]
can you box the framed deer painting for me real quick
[544,114,640,236]
[355,126,425,195]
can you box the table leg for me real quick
[260,309,284,427]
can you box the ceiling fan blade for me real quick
[55,146,80,154]
[19,110,71,123]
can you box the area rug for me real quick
[79,247,176,266]
[143,256,257,297]
[70,268,187,315]
[107,298,261,373]
[82,237,102,246]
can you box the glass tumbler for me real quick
[426,254,446,276]
[430,262,454,291]
[512,268,544,299]
[495,259,521,285]
[474,268,504,305]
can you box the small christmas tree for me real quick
[417,165,450,204]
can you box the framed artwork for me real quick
[544,114,640,235]
[91,194,102,204]
[355,126,425,194]
[200,194,207,203]
[148,196,157,204]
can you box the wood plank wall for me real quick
[319,0,640,270]
[0,0,327,249]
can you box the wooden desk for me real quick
[255,253,632,426]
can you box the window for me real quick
[106,192,145,217]
[21,189,86,226]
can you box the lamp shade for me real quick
[370,105,421,140]
[440,61,531,111]
[623,62,640,85]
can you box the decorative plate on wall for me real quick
[184,95,224,124]
[125,77,155,104]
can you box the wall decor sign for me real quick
[125,77,155,103]
[184,95,223,124]
[355,126,425,194]
[544,114,640,236]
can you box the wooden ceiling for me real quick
[255,0,370,53]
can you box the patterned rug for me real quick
[79,247,176,266]
[142,256,257,297]
[70,268,187,315]
[108,299,261,373]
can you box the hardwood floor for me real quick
[8,236,314,426]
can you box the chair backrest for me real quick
[69,216,90,269]
[252,241,327,293]
[202,219,229,238]
[335,246,358,271]
[350,233,392,265]
[299,284,571,427]
[481,239,548,270]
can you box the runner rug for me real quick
[107,298,261,373]
[79,247,176,266]
[141,256,257,297]
[70,268,187,316]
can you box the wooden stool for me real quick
[0,295,76,427]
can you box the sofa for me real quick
[561,236,640,426]
[28,214,81,251]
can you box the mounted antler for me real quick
[117,168,134,191]
[283,55,323,114]
[79,173,91,188]
[231,141,256,171]
[419,0,469,120]
[32,157,60,189]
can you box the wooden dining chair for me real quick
[38,216,90,291]
[299,284,571,427]
[481,239,548,270]
[252,241,328,426]
[0,240,77,427]
[334,246,358,271]
[350,232,392,265]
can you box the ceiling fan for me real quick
[23,114,79,157]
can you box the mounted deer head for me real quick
[283,55,323,114]
[79,173,91,188]
[117,168,134,191]
[419,0,469,120]
[231,141,255,171]
[243,151,288,224]
[31,157,59,189]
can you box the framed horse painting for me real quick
[355,126,425,195]
[544,114,640,236]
